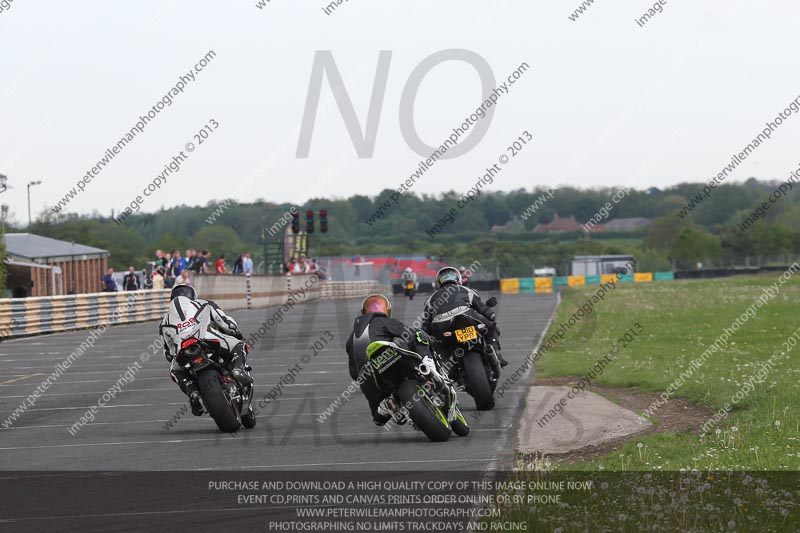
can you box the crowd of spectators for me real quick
[100,249,258,291]
[284,257,327,279]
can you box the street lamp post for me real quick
[27,180,41,229]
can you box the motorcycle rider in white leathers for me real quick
[159,284,253,416]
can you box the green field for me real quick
[486,274,800,531]
[535,273,800,471]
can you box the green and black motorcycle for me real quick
[366,340,470,442]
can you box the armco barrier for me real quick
[0,290,169,339]
[320,280,388,299]
[534,277,553,293]
[500,278,520,294]
[0,276,386,339]
[192,274,322,311]
[499,271,675,294]
[519,278,535,294]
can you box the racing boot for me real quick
[374,398,393,426]
[384,398,407,426]
[230,343,254,385]
[188,390,205,416]
[488,339,508,368]
[173,370,205,416]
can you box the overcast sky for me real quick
[1,0,799,222]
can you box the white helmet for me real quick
[405,267,412,273]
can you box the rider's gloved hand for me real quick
[233,330,245,341]
[164,348,174,362]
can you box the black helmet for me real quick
[170,284,197,301]
[436,266,462,288]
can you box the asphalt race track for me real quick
[0,293,558,472]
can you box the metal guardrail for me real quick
[0,279,390,339]
[0,290,169,339]
[319,280,388,299]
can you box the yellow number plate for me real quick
[454,326,478,343]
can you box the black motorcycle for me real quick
[366,340,469,442]
[435,297,500,411]
[176,336,256,433]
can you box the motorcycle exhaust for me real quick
[418,362,432,376]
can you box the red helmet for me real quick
[360,294,391,317]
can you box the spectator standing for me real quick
[186,248,197,271]
[309,258,318,273]
[151,269,165,290]
[101,268,117,292]
[163,252,175,287]
[243,252,254,275]
[233,254,244,275]
[292,258,305,274]
[123,266,141,291]
[179,270,192,285]
[195,250,210,274]
[172,250,188,277]
[215,254,227,274]
[154,249,169,272]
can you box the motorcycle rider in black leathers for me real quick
[159,284,253,416]
[422,266,508,368]
[345,294,436,426]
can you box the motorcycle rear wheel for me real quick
[397,380,451,442]
[198,369,241,433]
[463,351,495,411]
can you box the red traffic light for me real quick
[320,209,327,217]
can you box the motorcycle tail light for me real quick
[181,338,199,350]
[193,356,204,364]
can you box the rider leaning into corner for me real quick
[346,294,438,426]
[422,266,508,368]
[159,284,253,416]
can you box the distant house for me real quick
[3,233,109,297]
[602,218,652,232]
[534,214,596,233]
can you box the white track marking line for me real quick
[0,436,498,451]
[198,458,496,470]
[484,292,560,473]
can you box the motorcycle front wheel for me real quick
[450,408,470,437]
[198,369,241,433]
[396,380,451,442]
